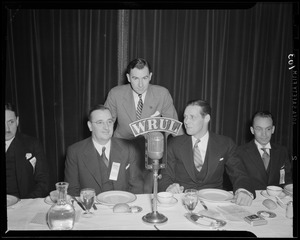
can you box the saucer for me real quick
[157,197,178,207]
[260,190,286,200]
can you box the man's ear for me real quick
[87,121,92,132]
[204,114,210,123]
[126,73,130,83]
[272,126,275,134]
[250,126,254,135]
[16,116,19,127]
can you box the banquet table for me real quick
[5,190,294,237]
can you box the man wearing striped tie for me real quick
[158,99,255,206]
[105,58,183,193]
[236,111,293,190]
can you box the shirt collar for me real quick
[92,139,111,158]
[192,131,209,146]
[254,140,271,150]
[5,137,15,152]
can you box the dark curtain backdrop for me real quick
[4,3,294,190]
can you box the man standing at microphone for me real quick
[158,99,255,206]
[104,58,183,193]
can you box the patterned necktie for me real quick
[194,139,203,172]
[101,147,109,167]
[136,94,143,120]
[261,148,270,170]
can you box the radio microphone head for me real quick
[147,131,164,160]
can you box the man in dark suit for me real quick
[104,58,183,193]
[158,100,255,206]
[5,102,49,199]
[64,104,144,196]
[236,111,293,190]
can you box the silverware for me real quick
[71,196,86,211]
[199,199,208,210]
[189,213,227,228]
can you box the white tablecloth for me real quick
[5,190,294,237]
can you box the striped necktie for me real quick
[101,147,109,167]
[194,139,203,172]
[136,94,143,120]
[261,148,270,170]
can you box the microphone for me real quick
[147,132,164,160]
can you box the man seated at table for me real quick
[64,104,144,196]
[158,99,255,206]
[236,111,293,190]
[5,102,50,199]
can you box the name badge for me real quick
[109,162,120,181]
[279,168,285,184]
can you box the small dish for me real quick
[129,206,143,213]
[260,190,286,200]
[257,210,276,218]
[157,197,178,207]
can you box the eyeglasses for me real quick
[90,119,114,127]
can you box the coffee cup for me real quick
[157,191,173,204]
[266,185,283,197]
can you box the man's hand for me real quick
[166,183,184,194]
[233,190,253,206]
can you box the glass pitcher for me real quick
[47,182,75,230]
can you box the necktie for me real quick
[101,147,109,167]
[261,148,270,170]
[194,139,203,172]
[136,94,143,120]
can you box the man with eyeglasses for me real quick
[236,111,293,190]
[64,104,144,196]
[5,102,49,199]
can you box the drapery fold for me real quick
[5,3,294,187]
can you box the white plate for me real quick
[260,190,286,200]
[44,195,72,205]
[7,195,19,207]
[198,189,234,203]
[96,191,136,206]
[157,197,178,207]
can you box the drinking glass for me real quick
[80,188,95,217]
[183,189,198,213]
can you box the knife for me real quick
[71,196,86,211]
[199,199,208,210]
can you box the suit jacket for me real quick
[236,140,293,190]
[64,137,144,196]
[5,132,50,198]
[104,84,179,139]
[158,133,255,196]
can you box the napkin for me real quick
[217,205,254,222]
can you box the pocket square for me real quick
[150,111,161,117]
[25,153,32,159]
[125,164,130,170]
[219,158,224,161]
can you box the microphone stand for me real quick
[142,159,168,224]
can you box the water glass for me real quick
[183,189,198,213]
[80,188,95,217]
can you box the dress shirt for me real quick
[192,131,209,162]
[132,91,146,110]
[92,139,111,161]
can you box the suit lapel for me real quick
[122,85,137,122]
[268,144,281,181]
[179,136,197,182]
[143,85,156,118]
[204,134,222,181]
[109,139,124,189]
[247,141,269,179]
[82,138,103,189]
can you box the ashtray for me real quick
[257,210,276,218]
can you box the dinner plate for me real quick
[260,190,286,200]
[44,195,72,205]
[198,189,234,203]
[7,195,19,207]
[157,197,178,207]
[96,191,136,206]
